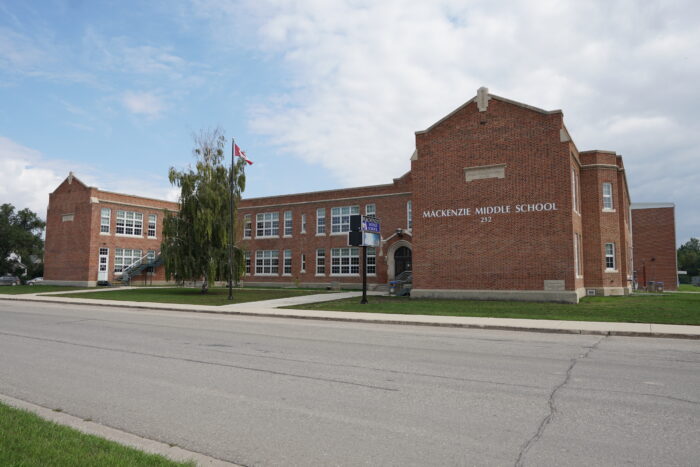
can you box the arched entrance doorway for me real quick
[386,240,412,280]
[394,246,412,276]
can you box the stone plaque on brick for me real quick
[464,164,506,182]
[544,280,565,291]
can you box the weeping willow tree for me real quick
[161,129,247,293]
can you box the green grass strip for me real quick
[0,286,92,295]
[284,293,700,325]
[0,401,193,467]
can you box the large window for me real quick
[147,214,157,238]
[574,233,583,277]
[605,243,616,270]
[331,206,359,233]
[331,247,360,275]
[301,214,307,234]
[301,253,306,273]
[283,250,292,275]
[284,211,293,236]
[407,200,413,229]
[602,183,613,210]
[316,208,326,235]
[367,247,376,275]
[114,248,143,273]
[366,204,376,216]
[256,212,279,237]
[243,214,252,239]
[100,208,111,233]
[316,249,325,275]
[255,250,279,275]
[571,168,581,214]
[116,210,143,236]
[244,251,251,274]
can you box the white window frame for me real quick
[256,212,279,238]
[316,208,326,235]
[283,250,292,275]
[147,214,157,238]
[100,208,111,234]
[114,248,143,273]
[574,233,583,277]
[605,243,616,271]
[301,253,306,273]
[244,251,251,275]
[243,214,252,239]
[366,247,376,276]
[331,206,359,235]
[571,168,581,214]
[407,200,413,229]
[116,210,143,237]
[255,250,279,275]
[602,182,614,211]
[365,204,376,216]
[316,249,326,275]
[284,211,293,237]
[331,247,360,276]
[301,214,307,234]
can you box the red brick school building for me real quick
[43,89,678,302]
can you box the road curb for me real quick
[0,393,241,466]
[1,295,698,340]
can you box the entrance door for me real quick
[394,246,412,276]
[98,248,109,282]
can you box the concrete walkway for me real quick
[1,290,698,339]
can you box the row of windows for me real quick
[569,171,616,213]
[98,248,156,273]
[244,248,376,276]
[242,202,412,239]
[100,209,157,238]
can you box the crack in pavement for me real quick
[514,336,606,467]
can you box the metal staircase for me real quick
[116,252,163,285]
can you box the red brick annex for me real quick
[43,89,678,302]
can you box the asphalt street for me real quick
[0,300,698,466]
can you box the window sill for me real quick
[116,234,143,238]
[242,236,251,240]
[147,236,157,240]
[100,232,111,236]
[315,273,326,277]
[283,235,293,238]
[254,273,279,276]
[604,269,618,273]
[602,208,616,213]
[330,232,349,236]
[315,233,326,237]
[255,235,280,239]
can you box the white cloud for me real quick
[0,137,64,217]
[121,91,167,118]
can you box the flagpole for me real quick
[228,138,235,301]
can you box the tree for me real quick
[677,238,700,281]
[0,204,45,278]
[161,129,247,293]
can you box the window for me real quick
[244,251,251,274]
[602,183,613,210]
[146,250,156,261]
[316,249,325,275]
[367,247,376,275]
[301,214,307,234]
[605,243,616,270]
[255,250,279,275]
[331,247,360,275]
[116,210,143,236]
[571,168,580,214]
[283,250,292,275]
[366,204,376,216]
[574,233,583,277]
[147,214,157,238]
[316,208,326,235]
[100,208,111,233]
[407,201,413,229]
[301,253,306,273]
[114,248,143,273]
[284,211,293,236]
[243,214,252,239]
[331,206,359,233]
[256,212,279,237]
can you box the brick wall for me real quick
[632,205,678,291]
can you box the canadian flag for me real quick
[234,143,253,165]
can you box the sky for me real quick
[1,0,698,245]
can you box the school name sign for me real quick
[422,202,558,219]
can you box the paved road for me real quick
[1,300,698,466]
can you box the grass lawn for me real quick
[0,401,193,467]
[0,285,92,295]
[678,284,700,292]
[285,293,700,325]
[56,286,330,306]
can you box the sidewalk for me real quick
[1,290,698,340]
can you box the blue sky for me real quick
[1,0,699,244]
